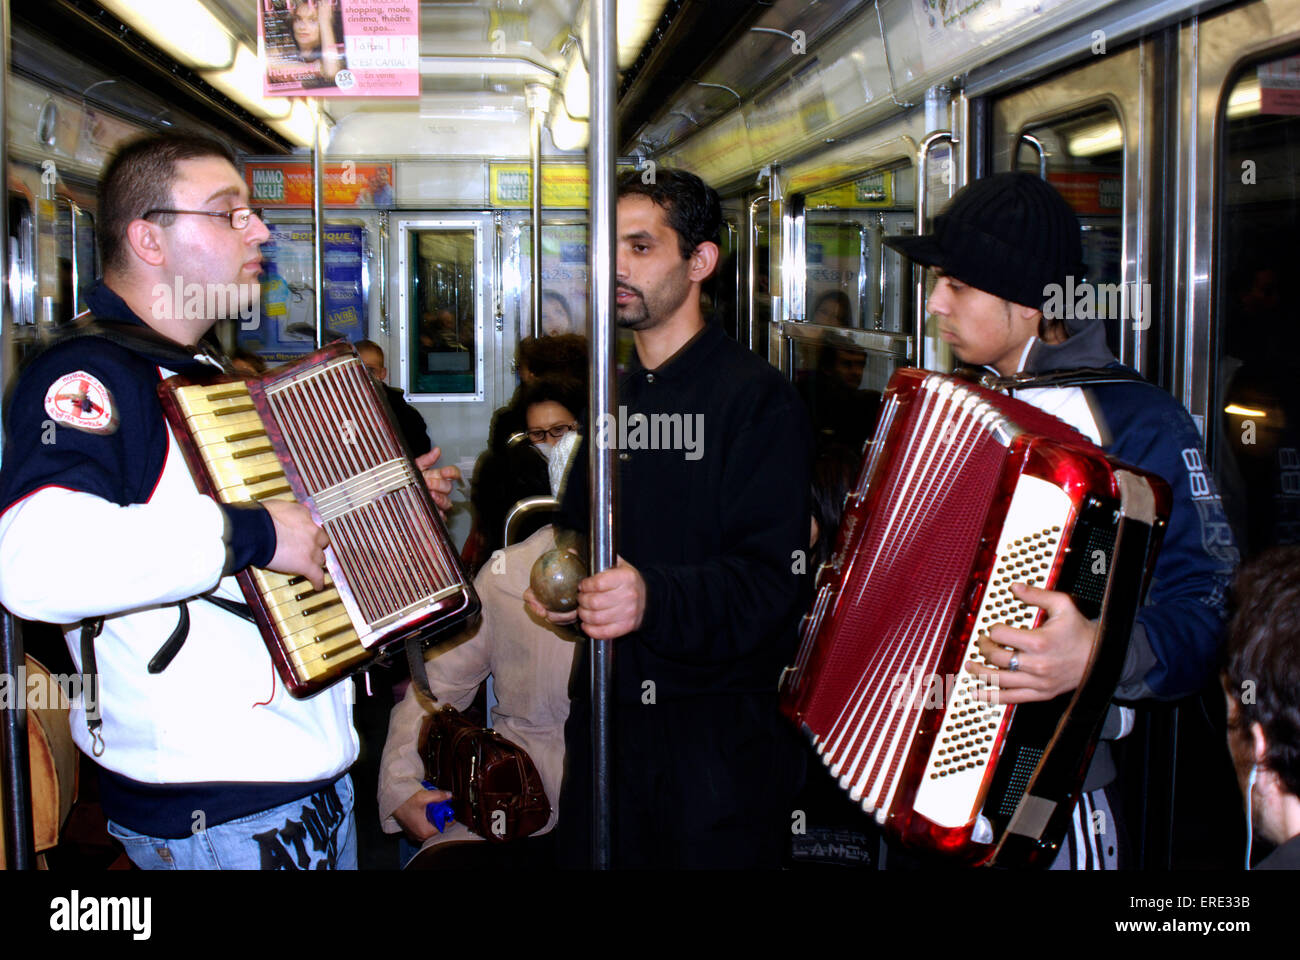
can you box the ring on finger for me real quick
[1008,653,1020,672]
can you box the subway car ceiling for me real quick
[11,0,1247,174]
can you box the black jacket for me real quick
[561,322,813,704]
[382,384,431,458]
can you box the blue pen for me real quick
[421,779,455,832]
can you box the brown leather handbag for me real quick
[418,704,551,843]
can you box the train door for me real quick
[1184,0,1300,564]
[988,40,1158,375]
[766,110,936,450]
[393,213,496,545]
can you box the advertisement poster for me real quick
[488,163,589,208]
[1259,57,1300,116]
[241,223,367,363]
[259,0,419,98]
[1048,171,1122,216]
[246,161,394,207]
[807,172,894,209]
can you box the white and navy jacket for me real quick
[1005,323,1238,702]
[0,283,356,838]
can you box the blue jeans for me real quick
[106,776,357,870]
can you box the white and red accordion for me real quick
[780,368,1169,867]
[159,342,479,698]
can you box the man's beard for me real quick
[615,283,653,330]
[615,278,689,331]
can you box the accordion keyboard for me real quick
[909,474,1071,828]
[168,381,369,683]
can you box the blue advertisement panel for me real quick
[242,222,367,363]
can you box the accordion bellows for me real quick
[781,369,1168,867]
[160,343,478,697]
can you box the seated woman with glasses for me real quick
[466,375,586,574]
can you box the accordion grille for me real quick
[806,378,1009,817]
[264,357,463,630]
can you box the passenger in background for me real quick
[1223,546,1300,869]
[796,338,881,452]
[460,334,587,573]
[467,374,585,574]
[516,332,587,385]
[379,524,579,869]
[419,308,467,352]
[355,339,431,458]
[811,290,853,328]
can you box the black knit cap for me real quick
[884,172,1083,312]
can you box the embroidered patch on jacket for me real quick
[44,372,118,434]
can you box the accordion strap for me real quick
[43,315,230,376]
[961,366,1149,392]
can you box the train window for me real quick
[1212,55,1300,556]
[406,226,480,398]
[805,167,914,336]
[1017,106,1125,356]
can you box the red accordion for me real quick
[159,342,479,697]
[780,369,1169,867]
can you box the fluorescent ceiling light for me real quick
[561,0,669,121]
[1228,75,1261,119]
[1066,120,1122,158]
[563,56,589,119]
[617,0,669,68]
[98,0,234,70]
[550,103,588,151]
[268,100,325,149]
[1225,403,1267,418]
[202,44,293,121]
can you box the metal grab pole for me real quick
[1,610,33,870]
[530,103,543,339]
[588,0,616,871]
[0,0,35,874]
[312,102,326,348]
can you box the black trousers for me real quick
[556,692,806,869]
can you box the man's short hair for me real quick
[617,168,721,260]
[98,134,238,274]
[1224,545,1300,797]
[355,339,384,362]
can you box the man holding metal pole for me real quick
[526,169,812,868]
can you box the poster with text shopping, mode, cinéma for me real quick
[259,0,419,97]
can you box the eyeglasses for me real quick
[526,423,578,443]
[143,207,264,230]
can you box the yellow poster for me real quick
[489,163,590,208]
[806,171,894,209]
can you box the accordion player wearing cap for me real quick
[880,172,1239,868]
